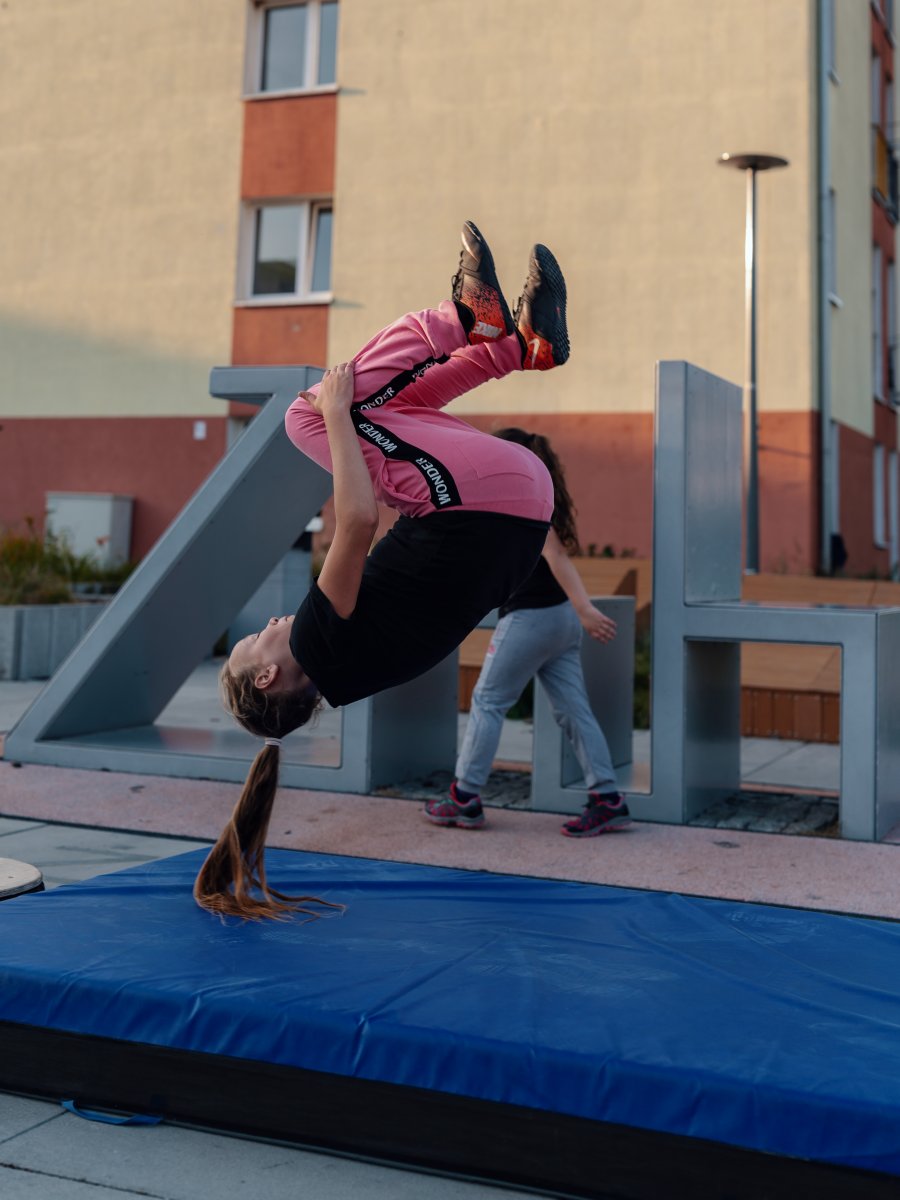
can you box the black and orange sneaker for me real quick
[561,792,631,838]
[514,244,570,371]
[451,221,515,345]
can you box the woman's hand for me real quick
[577,605,617,643]
[304,362,355,417]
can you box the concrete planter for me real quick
[0,602,109,681]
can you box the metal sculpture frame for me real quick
[7,362,900,839]
[627,361,900,841]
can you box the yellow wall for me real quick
[0,0,246,418]
[830,0,875,437]
[330,0,815,417]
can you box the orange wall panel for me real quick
[838,422,891,578]
[231,304,328,367]
[241,94,336,198]
[874,398,896,446]
[757,412,819,574]
[230,304,329,419]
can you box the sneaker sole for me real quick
[456,221,514,342]
[516,244,569,370]
[424,811,486,829]
[560,816,632,838]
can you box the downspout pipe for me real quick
[817,0,835,574]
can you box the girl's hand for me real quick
[579,606,617,643]
[304,362,355,416]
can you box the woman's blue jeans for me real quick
[455,602,619,795]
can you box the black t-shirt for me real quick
[291,510,549,707]
[499,554,567,617]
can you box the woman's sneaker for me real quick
[561,792,631,838]
[451,221,515,345]
[514,244,569,370]
[424,782,486,829]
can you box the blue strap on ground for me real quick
[0,848,898,1174]
[61,1100,162,1126]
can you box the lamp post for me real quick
[718,152,789,574]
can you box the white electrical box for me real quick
[45,493,133,567]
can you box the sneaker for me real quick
[513,244,569,370]
[451,221,515,345]
[424,782,486,829]
[561,792,631,838]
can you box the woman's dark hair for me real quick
[494,427,580,552]
[193,663,343,921]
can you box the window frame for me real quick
[236,198,334,306]
[244,0,339,100]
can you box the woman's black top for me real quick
[291,510,549,707]
[498,554,567,617]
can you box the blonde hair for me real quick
[193,662,342,921]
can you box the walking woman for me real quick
[426,429,632,838]
[194,222,570,919]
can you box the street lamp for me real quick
[718,152,789,574]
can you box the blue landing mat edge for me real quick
[0,848,898,1176]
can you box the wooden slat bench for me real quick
[739,576,900,742]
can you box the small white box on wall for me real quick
[45,493,133,567]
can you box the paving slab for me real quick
[739,736,805,772]
[0,818,45,839]
[743,740,840,790]
[0,1095,62,1144]
[0,1166,147,1200]
[0,683,44,741]
[0,823,206,888]
[0,1096,534,1200]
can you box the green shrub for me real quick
[0,520,136,606]
[633,631,651,729]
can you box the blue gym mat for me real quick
[0,848,898,1175]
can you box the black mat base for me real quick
[1,1021,895,1200]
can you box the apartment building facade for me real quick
[1,0,897,577]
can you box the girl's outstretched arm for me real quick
[542,529,617,643]
[307,363,378,618]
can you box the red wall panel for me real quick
[0,417,228,559]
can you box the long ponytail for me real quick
[193,663,343,921]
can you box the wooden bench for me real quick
[460,565,900,742]
[736,575,900,742]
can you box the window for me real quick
[246,201,333,300]
[874,443,888,547]
[251,1,339,95]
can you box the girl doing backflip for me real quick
[194,221,570,919]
